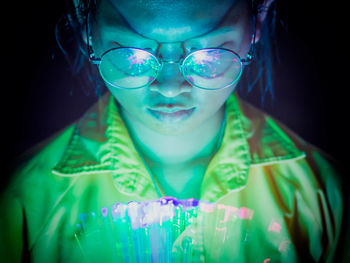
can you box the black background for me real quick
[1,0,348,185]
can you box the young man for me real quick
[0,0,347,262]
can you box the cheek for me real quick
[196,85,235,113]
[107,86,145,113]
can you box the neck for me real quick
[120,106,226,168]
[120,105,226,198]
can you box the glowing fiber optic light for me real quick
[278,240,292,252]
[239,207,254,220]
[75,199,264,262]
[101,207,108,217]
[111,203,127,219]
[268,219,282,233]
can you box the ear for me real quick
[254,0,275,43]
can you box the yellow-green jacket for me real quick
[0,92,347,262]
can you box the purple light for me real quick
[101,207,108,217]
[180,198,199,207]
[111,203,127,219]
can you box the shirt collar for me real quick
[52,92,305,201]
[200,94,251,201]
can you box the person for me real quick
[0,0,348,262]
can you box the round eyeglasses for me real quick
[86,16,256,90]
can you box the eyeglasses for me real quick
[86,14,256,90]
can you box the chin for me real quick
[143,109,200,135]
[148,121,197,136]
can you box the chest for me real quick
[28,170,319,262]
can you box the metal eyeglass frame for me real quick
[85,11,257,90]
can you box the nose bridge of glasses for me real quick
[154,44,187,89]
[157,42,186,64]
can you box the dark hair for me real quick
[55,0,104,97]
[238,0,281,107]
[55,0,281,102]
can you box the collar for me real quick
[52,92,305,202]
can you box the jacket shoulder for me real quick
[1,124,76,252]
[236,97,306,165]
[10,125,76,186]
[3,124,77,207]
[237,96,342,171]
[237,97,347,261]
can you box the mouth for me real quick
[147,107,196,122]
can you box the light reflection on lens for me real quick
[182,49,242,90]
[98,47,242,90]
[99,48,159,89]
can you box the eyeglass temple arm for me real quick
[86,12,102,65]
[241,13,257,65]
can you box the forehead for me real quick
[96,0,249,42]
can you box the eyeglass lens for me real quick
[98,48,242,90]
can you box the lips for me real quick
[147,106,196,122]
[150,103,188,110]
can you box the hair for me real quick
[55,0,282,104]
[55,0,104,97]
[238,0,282,107]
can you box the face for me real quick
[91,0,254,135]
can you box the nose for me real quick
[150,62,192,97]
[149,43,191,97]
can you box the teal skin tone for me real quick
[89,0,269,198]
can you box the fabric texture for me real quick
[0,91,347,262]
